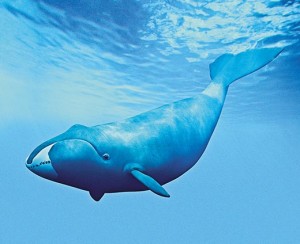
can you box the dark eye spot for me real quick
[102,153,110,160]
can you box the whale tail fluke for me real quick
[210,47,283,87]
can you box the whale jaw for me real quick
[26,144,58,181]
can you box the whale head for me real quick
[26,130,112,191]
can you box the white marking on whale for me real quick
[26,48,283,201]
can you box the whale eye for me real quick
[102,153,110,160]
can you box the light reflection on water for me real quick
[0,0,299,126]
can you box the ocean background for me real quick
[1,0,300,243]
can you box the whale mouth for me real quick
[27,137,101,165]
[26,143,58,180]
[26,139,102,181]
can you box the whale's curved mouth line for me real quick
[26,143,59,179]
[27,138,101,165]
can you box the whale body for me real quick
[26,48,282,201]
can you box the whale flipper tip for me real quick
[130,169,170,198]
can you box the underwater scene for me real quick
[1,0,300,243]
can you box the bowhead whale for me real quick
[26,48,282,201]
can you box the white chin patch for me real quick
[29,143,58,179]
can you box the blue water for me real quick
[1,0,300,243]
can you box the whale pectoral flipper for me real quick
[130,170,170,198]
[89,190,104,201]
